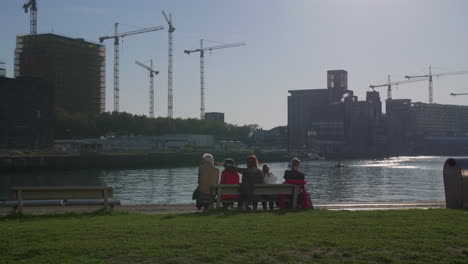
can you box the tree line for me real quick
[54,108,258,143]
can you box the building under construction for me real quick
[15,33,105,114]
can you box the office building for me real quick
[15,33,105,114]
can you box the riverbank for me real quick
[1,208,467,264]
[0,151,289,171]
[0,201,447,216]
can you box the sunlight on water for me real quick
[1,156,466,204]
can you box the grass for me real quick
[1,209,468,264]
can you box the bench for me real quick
[6,186,120,214]
[211,184,302,209]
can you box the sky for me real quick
[1,0,468,129]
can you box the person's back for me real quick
[280,158,311,209]
[242,167,264,184]
[198,156,220,195]
[283,169,305,181]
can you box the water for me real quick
[0,156,460,204]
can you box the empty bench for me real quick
[5,186,120,214]
[211,184,303,209]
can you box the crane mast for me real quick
[100,24,164,112]
[405,66,468,104]
[163,11,175,118]
[114,23,120,112]
[184,39,246,119]
[135,60,159,118]
[200,39,205,120]
[23,0,37,35]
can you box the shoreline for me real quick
[0,151,290,171]
[0,201,446,216]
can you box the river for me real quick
[0,156,460,204]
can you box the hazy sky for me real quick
[1,0,468,129]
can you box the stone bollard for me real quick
[443,158,468,209]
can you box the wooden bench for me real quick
[7,186,120,214]
[211,184,302,209]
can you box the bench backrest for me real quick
[211,184,299,195]
[12,186,113,200]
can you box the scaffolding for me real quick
[15,33,106,113]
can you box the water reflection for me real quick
[1,156,460,204]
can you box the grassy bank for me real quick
[1,209,467,264]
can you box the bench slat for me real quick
[13,190,113,200]
[3,200,64,207]
[63,199,121,206]
[11,186,113,191]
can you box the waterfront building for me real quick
[204,112,225,123]
[15,33,105,114]
[288,70,383,156]
[408,102,468,154]
[0,76,54,149]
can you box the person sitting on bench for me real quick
[223,155,264,210]
[196,153,220,210]
[280,158,311,209]
[219,158,240,209]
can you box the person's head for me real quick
[224,158,235,171]
[224,158,235,166]
[246,155,259,169]
[262,164,270,175]
[291,158,301,170]
[202,153,214,165]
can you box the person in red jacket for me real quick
[219,158,240,209]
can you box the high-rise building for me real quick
[15,33,105,114]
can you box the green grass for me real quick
[1,209,468,264]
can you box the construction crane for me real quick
[405,66,468,104]
[135,60,159,118]
[369,75,429,100]
[451,93,468,96]
[162,11,175,118]
[23,0,37,35]
[184,39,245,119]
[99,23,164,112]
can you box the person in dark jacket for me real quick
[223,155,264,210]
[284,158,305,181]
[280,158,311,209]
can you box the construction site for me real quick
[1,0,468,157]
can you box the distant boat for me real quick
[335,161,345,168]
